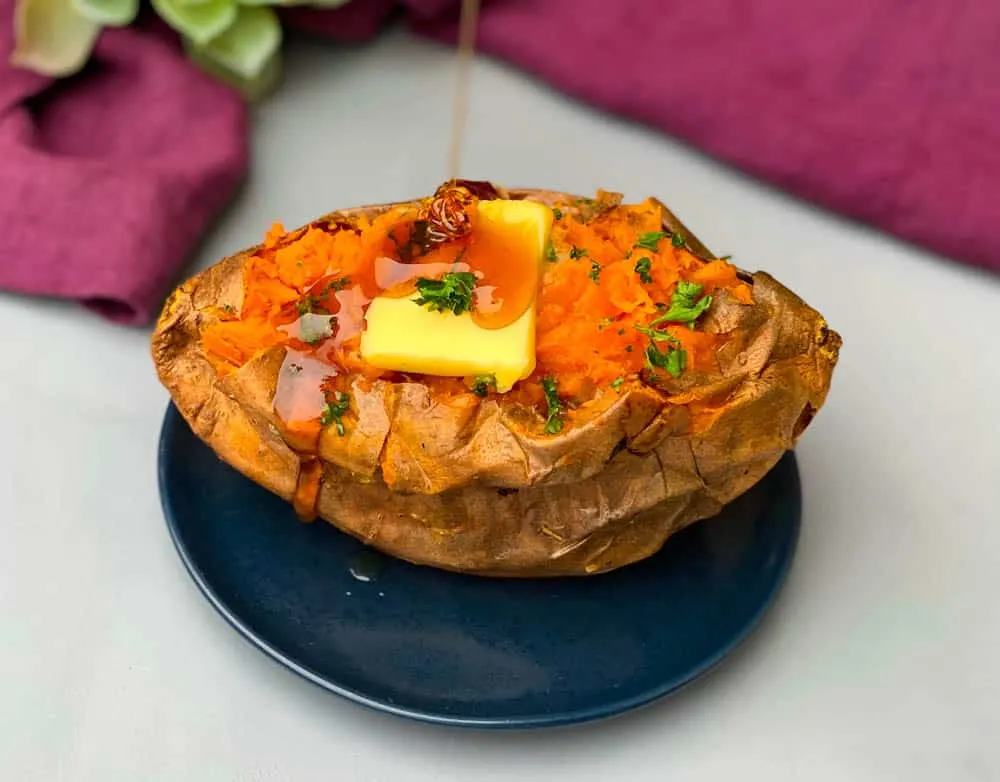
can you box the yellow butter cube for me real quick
[359,199,553,392]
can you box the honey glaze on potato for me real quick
[196,184,788,521]
[152,184,842,575]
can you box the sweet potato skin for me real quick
[152,188,840,576]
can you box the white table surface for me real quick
[3,27,998,782]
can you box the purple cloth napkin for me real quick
[2,0,998,326]
[409,0,1000,279]
[0,4,247,324]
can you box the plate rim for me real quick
[158,403,801,730]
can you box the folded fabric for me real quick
[0,4,246,325]
[1,0,997,327]
[407,0,1000,280]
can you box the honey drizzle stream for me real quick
[446,0,481,179]
[294,3,482,520]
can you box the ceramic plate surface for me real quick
[159,403,800,729]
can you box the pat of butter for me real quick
[359,199,553,392]
[360,295,535,392]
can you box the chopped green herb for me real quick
[625,344,633,353]
[541,376,564,434]
[414,271,478,315]
[588,260,602,283]
[635,231,669,252]
[320,392,350,436]
[545,241,557,262]
[319,276,351,295]
[671,232,687,248]
[644,341,687,379]
[624,249,633,260]
[611,377,625,391]
[635,323,688,378]
[296,297,322,316]
[720,254,733,261]
[651,281,712,327]
[569,245,589,260]
[553,207,563,220]
[223,304,235,314]
[617,328,626,336]
[296,277,352,316]
[634,256,654,284]
[471,374,497,397]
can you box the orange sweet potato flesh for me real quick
[151,187,841,577]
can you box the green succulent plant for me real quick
[10,0,353,100]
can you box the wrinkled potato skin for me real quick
[152,189,841,577]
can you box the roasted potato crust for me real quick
[152,189,840,576]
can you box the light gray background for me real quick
[2,28,998,781]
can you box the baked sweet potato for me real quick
[152,182,841,577]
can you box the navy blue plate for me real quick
[158,403,800,729]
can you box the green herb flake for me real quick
[320,392,351,436]
[617,328,626,336]
[320,276,351,295]
[625,344,633,353]
[671,232,687,248]
[634,256,654,284]
[634,322,688,379]
[720,254,733,261]
[588,260,602,283]
[545,241,558,262]
[414,271,478,315]
[541,376,564,435]
[652,280,713,327]
[553,207,563,220]
[644,342,687,379]
[471,374,497,397]
[610,377,625,391]
[569,245,589,260]
[635,231,669,252]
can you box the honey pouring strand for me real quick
[447,0,482,179]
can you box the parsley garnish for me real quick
[569,245,589,260]
[319,276,351,295]
[545,241,557,262]
[611,377,625,391]
[643,337,687,379]
[671,232,687,248]
[654,281,712,326]
[629,280,711,381]
[721,254,733,261]
[625,344,633,353]
[414,272,477,315]
[634,323,688,379]
[634,256,653,284]
[588,261,602,283]
[541,376,564,434]
[635,231,668,252]
[320,392,350,436]
[617,328,626,336]
[296,297,320,316]
[553,207,563,220]
[296,277,351,316]
[471,374,496,397]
